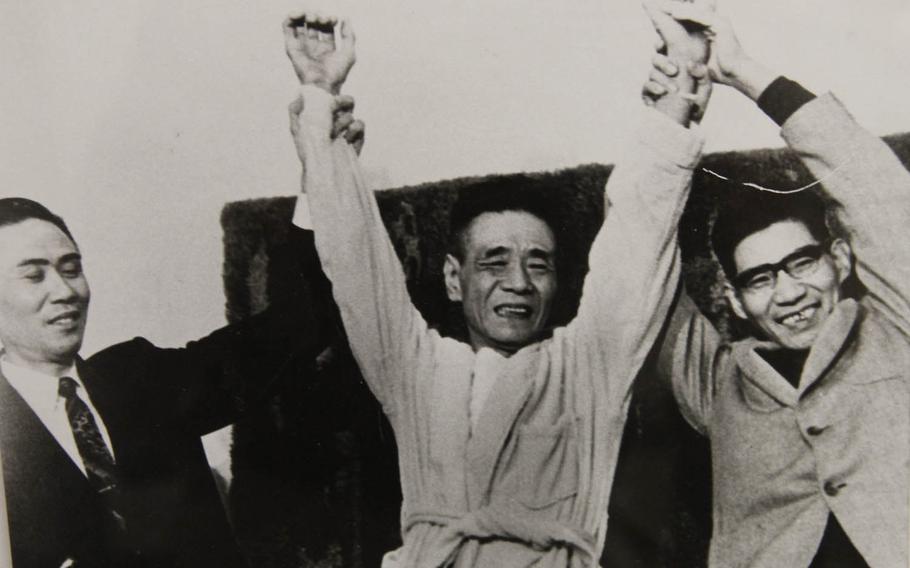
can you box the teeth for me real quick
[781,306,815,326]
[495,305,531,317]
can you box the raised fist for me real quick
[283,11,356,94]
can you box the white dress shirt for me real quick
[1,356,115,476]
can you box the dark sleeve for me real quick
[756,76,817,126]
[89,226,333,436]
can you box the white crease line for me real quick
[700,156,852,195]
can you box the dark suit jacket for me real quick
[0,229,326,568]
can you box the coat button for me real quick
[824,481,845,497]
[807,425,827,436]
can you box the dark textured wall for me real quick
[220,132,910,568]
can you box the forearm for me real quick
[294,86,423,407]
[723,56,778,102]
[775,91,910,324]
[655,288,720,434]
[575,107,703,399]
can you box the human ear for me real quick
[724,281,749,320]
[828,238,854,285]
[443,254,463,302]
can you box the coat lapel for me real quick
[798,299,859,395]
[733,341,798,408]
[0,371,87,485]
[77,358,127,465]
[733,299,861,406]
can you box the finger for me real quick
[651,52,678,77]
[661,0,717,27]
[305,24,320,40]
[346,120,365,155]
[334,94,355,113]
[692,67,713,106]
[332,113,354,139]
[653,33,667,55]
[283,16,301,44]
[339,19,356,51]
[687,61,708,80]
[288,95,304,117]
[288,96,304,134]
[643,0,688,47]
[694,78,712,108]
[317,29,336,48]
[284,10,308,29]
[643,79,669,97]
[649,68,679,92]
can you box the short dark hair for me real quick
[447,176,560,261]
[711,189,830,278]
[0,198,75,242]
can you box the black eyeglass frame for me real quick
[731,240,832,293]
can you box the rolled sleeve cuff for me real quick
[780,92,854,141]
[292,194,312,229]
[757,76,817,126]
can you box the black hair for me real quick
[446,176,561,261]
[0,198,75,242]
[711,189,830,278]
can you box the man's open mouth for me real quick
[777,303,819,328]
[494,304,533,318]
[48,311,81,327]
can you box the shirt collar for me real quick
[0,355,81,413]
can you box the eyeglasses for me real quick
[732,242,828,293]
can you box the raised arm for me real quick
[778,93,910,332]
[285,13,430,412]
[667,1,910,333]
[565,1,708,404]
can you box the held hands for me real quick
[657,1,746,88]
[643,53,711,123]
[283,11,356,94]
[288,94,365,161]
[646,1,776,101]
[642,0,713,125]
[285,10,364,164]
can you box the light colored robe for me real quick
[296,85,703,567]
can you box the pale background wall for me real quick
[2,0,909,356]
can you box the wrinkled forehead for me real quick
[0,219,80,268]
[732,219,818,273]
[462,210,556,256]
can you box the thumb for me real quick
[338,19,356,53]
[643,0,685,47]
[288,95,304,135]
[688,62,713,122]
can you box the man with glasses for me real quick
[644,3,908,567]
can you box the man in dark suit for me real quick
[0,198,323,568]
[0,114,364,568]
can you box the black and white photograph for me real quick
[1,0,908,566]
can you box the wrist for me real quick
[301,77,341,95]
[725,57,776,101]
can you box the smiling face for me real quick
[444,210,557,355]
[0,219,90,374]
[725,219,852,350]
